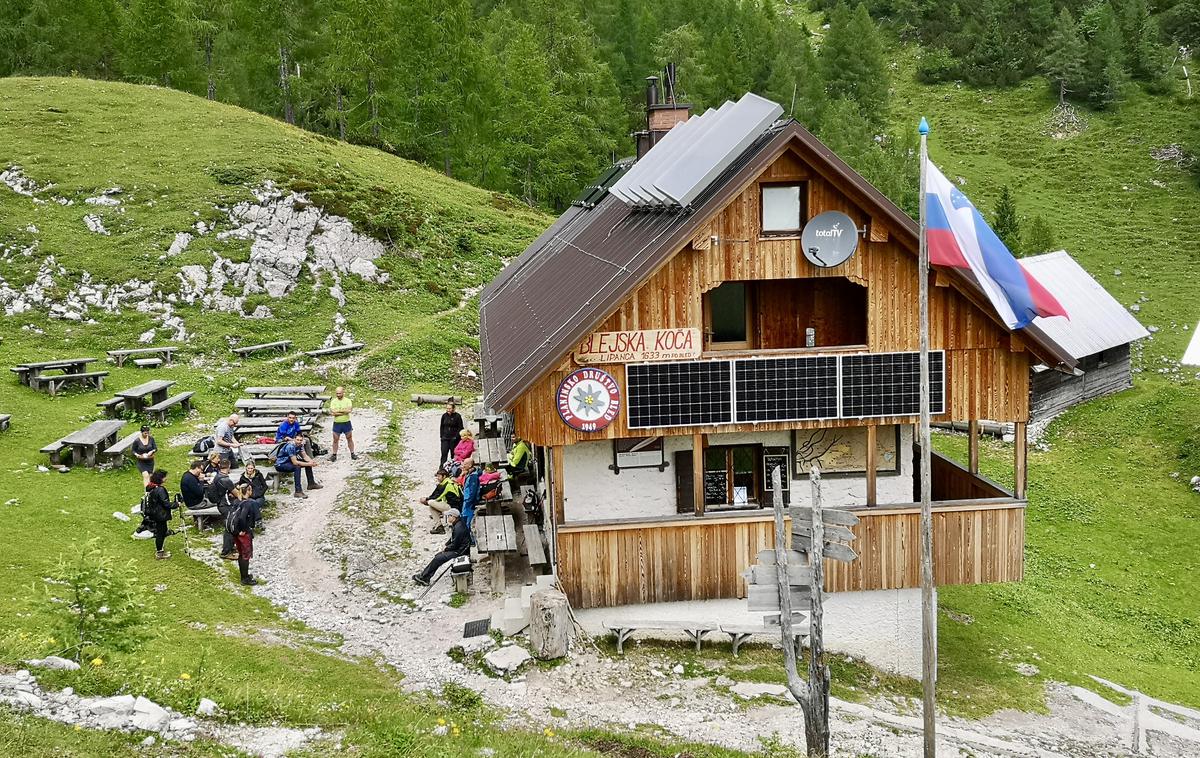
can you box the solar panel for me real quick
[654,93,783,208]
[734,356,839,422]
[626,360,733,428]
[840,351,945,418]
[610,111,708,206]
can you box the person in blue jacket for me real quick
[459,457,481,529]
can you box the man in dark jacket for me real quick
[206,461,242,560]
[145,469,176,560]
[439,402,464,466]
[412,509,470,586]
[180,459,207,510]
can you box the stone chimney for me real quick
[636,65,691,160]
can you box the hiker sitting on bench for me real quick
[412,508,470,587]
[274,431,322,499]
[180,459,207,511]
[419,468,462,535]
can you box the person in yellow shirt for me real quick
[329,386,357,462]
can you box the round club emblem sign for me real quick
[557,367,621,432]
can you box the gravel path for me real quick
[234,405,1189,758]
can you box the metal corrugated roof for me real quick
[1023,251,1149,360]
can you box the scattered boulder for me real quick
[24,656,80,671]
[454,635,497,657]
[113,511,130,522]
[196,698,219,716]
[729,682,797,703]
[483,645,532,676]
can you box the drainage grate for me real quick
[463,618,491,638]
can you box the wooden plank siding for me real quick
[512,147,1032,447]
[556,503,1025,609]
[556,515,780,608]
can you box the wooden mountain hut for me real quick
[478,89,1076,612]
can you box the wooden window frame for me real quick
[703,443,764,508]
[759,181,809,237]
[703,281,754,351]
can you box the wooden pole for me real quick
[865,425,878,506]
[692,433,705,516]
[1014,421,1027,499]
[968,419,980,474]
[917,117,938,757]
[806,463,830,756]
[551,446,565,525]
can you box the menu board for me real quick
[704,470,728,505]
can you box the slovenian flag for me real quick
[924,161,1067,328]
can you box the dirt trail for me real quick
[237,405,1191,758]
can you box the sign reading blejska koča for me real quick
[574,328,702,364]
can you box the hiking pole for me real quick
[415,561,456,601]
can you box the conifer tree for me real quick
[991,185,1021,255]
[1023,214,1058,255]
[1041,7,1086,104]
[187,0,232,100]
[1081,2,1128,108]
[122,0,198,87]
[820,3,889,127]
[765,28,826,132]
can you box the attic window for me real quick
[761,183,807,234]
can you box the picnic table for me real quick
[474,513,519,591]
[106,346,177,367]
[115,379,176,415]
[234,420,314,438]
[474,413,506,438]
[235,397,327,415]
[232,340,292,357]
[12,358,97,386]
[54,420,126,467]
[244,386,328,398]
[474,437,507,465]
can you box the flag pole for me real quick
[917,116,937,757]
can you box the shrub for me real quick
[42,539,152,661]
[916,46,959,84]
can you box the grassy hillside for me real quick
[883,57,1200,713]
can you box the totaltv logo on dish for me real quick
[814,222,844,238]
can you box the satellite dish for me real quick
[801,211,859,268]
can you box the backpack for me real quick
[192,436,215,455]
[142,489,169,523]
[309,438,324,458]
[225,499,251,535]
[267,441,287,464]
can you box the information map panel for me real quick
[626,360,733,428]
[734,356,838,422]
[840,351,945,418]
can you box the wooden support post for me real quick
[692,433,705,516]
[551,446,565,525]
[865,425,878,506]
[1014,421,1027,499]
[968,419,980,474]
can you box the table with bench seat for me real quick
[234,420,314,439]
[605,620,720,655]
[232,340,292,357]
[43,419,126,468]
[12,358,98,388]
[244,385,328,398]
[474,437,507,465]
[106,346,177,367]
[114,379,176,416]
[474,513,519,592]
[235,397,327,416]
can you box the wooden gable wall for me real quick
[512,142,1032,447]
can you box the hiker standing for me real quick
[439,401,464,465]
[225,497,258,586]
[144,469,175,560]
[131,425,158,488]
[329,386,357,462]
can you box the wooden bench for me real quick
[303,342,365,359]
[234,421,314,438]
[31,370,109,396]
[0,414,9,432]
[232,340,292,357]
[183,505,221,530]
[604,620,720,654]
[145,391,194,423]
[522,524,547,567]
[132,357,162,369]
[107,346,177,367]
[102,431,140,464]
[97,397,125,417]
[40,439,70,466]
[720,619,811,657]
[245,385,327,399]
[410,394,463,405]
[235,397,326,416]
[10,366,31,385]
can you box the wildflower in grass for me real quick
[544,727,555,737]
[437,717,446,725]
[179,672,191,680]
[91,657,104,667]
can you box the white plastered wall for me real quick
[560,425,916,520]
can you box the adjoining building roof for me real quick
[1023,250,1149,360]
[1183,322,1200,366]
[480,113,1076,411]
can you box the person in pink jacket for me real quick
[453,429,476,463]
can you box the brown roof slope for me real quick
[480,120,1074,410]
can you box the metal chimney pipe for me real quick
[645,75,659,109]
